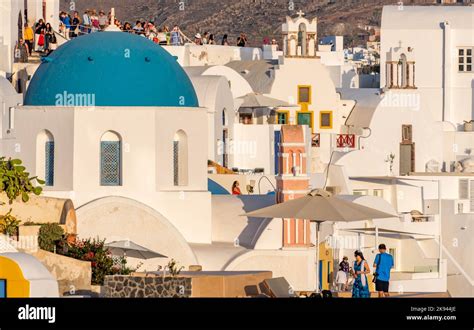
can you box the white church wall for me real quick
[11,107,75,191]
[164,45,263,67]
[11,106,213,244]
[76,196,199,267]
[186,75,235,165]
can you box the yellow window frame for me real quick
[297,85,312,105]
[319,111,333,129]
[296,110,314,133]
[276,110,290,125]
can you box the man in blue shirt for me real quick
[373,244,394,297]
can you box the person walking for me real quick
[14,39,29,63]
[351,250,371,298]
[335,266,347,292]
[339,256,350,290]
[44,23,54,53]
[373,244,394,298]
[34,19,45,52]
[23,23,34,56]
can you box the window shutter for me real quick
[101,141,121,186]
[45,141,55,186]
[173,141,179,186]
[459,179,469,200]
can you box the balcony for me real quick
[336,134,356,149]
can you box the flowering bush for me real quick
[58,237,137,285]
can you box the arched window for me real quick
[222,108,229,168]
[36,130,54,186]
[100,131,122,186]
[400,54,408,88]
[298,23,307,56]
[222,108,228,126]
[173,130,188,186]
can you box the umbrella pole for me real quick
[123,252,126,273]
[315,221,321,294]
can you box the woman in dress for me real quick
[44,23,54,54]
[232,181,242,195]
[351,250,371,298]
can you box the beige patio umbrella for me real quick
[244,189,397,293]
[236,93,294,108]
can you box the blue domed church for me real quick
[1,31,222,266]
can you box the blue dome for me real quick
[24,32,199,107]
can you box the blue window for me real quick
[100,141,121,186]
[0,279,6,298]
[274,130,281,175]
[45,141,55,186]
[173,141,179,186]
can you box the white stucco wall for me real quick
[164,44,263,67]
[269,58,343,134]
[381,6,473,128]
[5,106,213,244]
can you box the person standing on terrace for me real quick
[98,10,108,30]
[352,250,371,298]
[82,10,91,33]
[232,181,242,195]
[237,33,247,47]
[23,23,34,56]
[71,12,80,38]
[221,34,229,46]
[170,26,183,45]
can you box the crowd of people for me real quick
[57,8,250,48]
[15,7,281,64]
[335,244,394,298]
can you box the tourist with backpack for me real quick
[373,244,394,297]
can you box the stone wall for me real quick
[31,249,92,296]
[104,275,192,298]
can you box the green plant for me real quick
[60,238,139,285]
[167,259,184,277]
[38,223,65,252]
[0,157,44,204]
[0,209,20,237]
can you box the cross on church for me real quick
[296,10,305,17]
